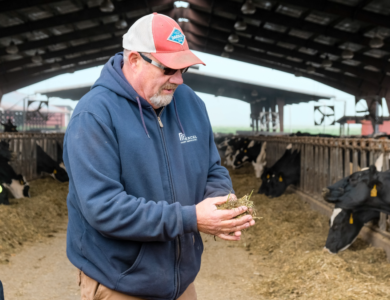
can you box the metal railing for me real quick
[251,136,390,234]
[0,132,65,181]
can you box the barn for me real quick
[1,0,390,299]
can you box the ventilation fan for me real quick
[314,106,335,126]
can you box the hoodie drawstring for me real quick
[173,96,185,135]
[136,97,150,138]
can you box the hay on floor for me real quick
[228,163,390,300]
[0,178,68,263]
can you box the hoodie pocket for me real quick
[114,241,176,299]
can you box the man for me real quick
[64,13,255,300]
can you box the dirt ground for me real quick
[1,166,390,299]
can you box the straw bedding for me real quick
[229,163,390,299]
[0,177,68,263]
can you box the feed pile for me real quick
[0,178,68,263]
[228,164,390,300]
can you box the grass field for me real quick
[212,126,362,136]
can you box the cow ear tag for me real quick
[53,169,57,174]
[244,150,247,153]
[267,174,270,179]
[279,176,283,182]
[349,213,353,224]
[0,186,3,193]
[371,184,377,197]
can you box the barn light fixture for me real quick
[6,41,18,55]
[51,62,61,70]
[224,44,234,52]
[321,58,332,68]
[234,21,247,31]
[251,90,258,97]
[306,66,315,73]
[115,18,128,29]
[228,34,239,44]
[31,52,43,64]
[221,52,230,58]
[241,0,256,15]
[294,71,302,77]
[370,37,384,49]
[100,0,115,13]
[341,49,354,60]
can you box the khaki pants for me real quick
[79,271,197,300]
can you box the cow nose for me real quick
[322,188,330,198]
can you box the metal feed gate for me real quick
[252,136,390,238]
[0,132,65,181]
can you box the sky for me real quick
[10,50,388,131]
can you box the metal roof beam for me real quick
[0,47,121,86]
[177,7,389,70]
[1,59,106,95]
[1,0,65,13]
[188,41,359,96]
[0,35,122,74]
[0,0,173,39]
[0,8,174,57]
[186,0,390,54]
[278,0,390,29]
[186,34,388,97]
[181,21,387,85]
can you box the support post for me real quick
[277,98,285,132]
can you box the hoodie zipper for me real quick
[152,107,181,300]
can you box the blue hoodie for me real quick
[63,53,233,300]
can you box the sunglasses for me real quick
[138,52,189,76]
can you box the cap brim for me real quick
[151,50,205,69]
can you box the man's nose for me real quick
[169,70,184,85]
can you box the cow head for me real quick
[324,208,379,254]
[252,142,267,178]
[3,174,30,198]
[52,167,69,182]
[322,166,390,212]
[232,149,248,169]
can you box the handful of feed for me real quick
[217,190,259,219]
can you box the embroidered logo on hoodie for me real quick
[179,133,197,144]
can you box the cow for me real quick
[324,207,379,254]
[232,141,267,178]
[220,137,251,167]
[0,140,30,198]
[1,119,17,132]
[322,166,390,214]
[0,184,9,205]
[258,144,300,197]
[56,141,66,171]
[37,144,69,182]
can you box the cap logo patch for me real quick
[167,28,185,45]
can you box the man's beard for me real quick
[150,84,178,108]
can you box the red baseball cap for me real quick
[123,13,205,69]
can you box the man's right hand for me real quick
[195,195,255,241]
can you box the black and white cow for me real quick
[56,141,66,171]
[37,144,69,182]
[1,119,17,132]
[0,140,30,198]
[258,144,300,197]
[322,166,390,214]
[0,184,9,205]
[221,137,252,167]
[324,207,379,254]
[232,141,267,178]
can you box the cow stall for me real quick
[0,132,65,181]
[245,135,390,258]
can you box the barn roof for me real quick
[35,67,333,105]
[1,0,390,100]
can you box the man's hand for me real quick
[196,195,256,241]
